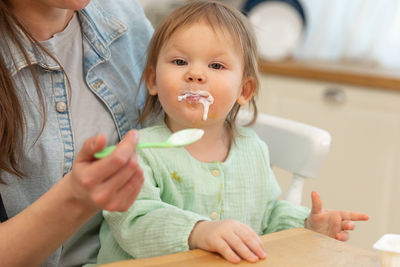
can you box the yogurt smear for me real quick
[178,91,214,120]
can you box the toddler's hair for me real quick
[139,0,259,132]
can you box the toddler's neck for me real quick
[177,124,231,163]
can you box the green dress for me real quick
[95,122,310,264]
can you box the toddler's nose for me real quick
[185,72,206,83]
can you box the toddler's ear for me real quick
[237,77,255,105]
[145,68,158,95]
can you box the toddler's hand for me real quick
[305,191,369,241]
[188,220,266,263]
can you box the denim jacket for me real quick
[0,0,153,266]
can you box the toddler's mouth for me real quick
[179,93,201,102]
[178,91,211,102]
[177,90,214,120]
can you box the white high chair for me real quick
[238,111,331,205]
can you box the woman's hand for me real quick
[0,130,144,267]
[305,191,369,241]
[66,129,144,212]
[188,220,266,264]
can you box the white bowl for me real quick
[373,234,400,267]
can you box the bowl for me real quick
[373,233,400,267]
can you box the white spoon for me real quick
[94,128,204,159]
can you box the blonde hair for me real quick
[139,0,259,132]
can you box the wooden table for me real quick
[99,228,380,267]
[259,59,400,92]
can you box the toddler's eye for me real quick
[209,63,224,70]
[173,59,187,66]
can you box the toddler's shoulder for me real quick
[236,126,264,142]
[235,126,269,150]
[236,125,257,136]
[234,126,272,165]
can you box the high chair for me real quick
[238,111,331,205]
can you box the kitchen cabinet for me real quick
[257,68,400,251]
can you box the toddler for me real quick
[95,1,368,264]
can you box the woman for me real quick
[0,0,152,266]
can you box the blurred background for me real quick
[138,0,400,68]
[138,0,400,253]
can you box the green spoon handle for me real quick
[137,142,172,149]
[93,142,172,159]
[94,145,116,159]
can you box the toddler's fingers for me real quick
[235,228,266,260]
[224,233,259,263]
[335,231,350,241]
[340,211,369,221]
[214,239,241,264]
[352,212,369,221]
[342,221,355,231]
[310,191,323,214]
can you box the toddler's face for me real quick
[147,21,250,131]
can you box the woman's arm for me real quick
[0,130,144,266]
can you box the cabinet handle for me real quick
[323,87,346,104]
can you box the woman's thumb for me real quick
[76,134,107,162]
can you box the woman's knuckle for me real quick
[107,201,121,212]
[127,158,138,169]
[81,176,95,189]
[105,204,117,212]
[136,171,144,183]
[110,155,127,166]
[119,202,131,212]
[92,192,110,207]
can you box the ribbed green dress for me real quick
[95,122,310,264]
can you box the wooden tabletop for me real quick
[98,228,380,267]
[259,59,400,92]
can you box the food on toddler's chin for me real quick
[178,91,214,120]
